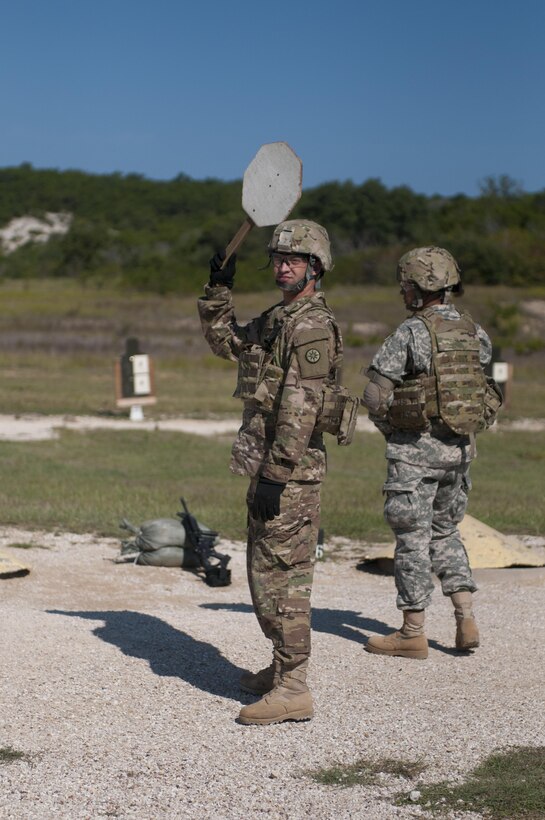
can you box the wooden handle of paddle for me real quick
[221,217,255,269]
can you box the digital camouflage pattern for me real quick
[386,306,488,435]
[384,459,477,609]
[365,303,492,610]
[246,478,320,665]
[368,303,492,467]
[198,285,342,483]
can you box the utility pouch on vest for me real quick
[316,384,360,445]
[483,376,503,428]
[233,346,266,400]
[337,393,360,445]
[388,378,430,432]
[253,362,284,412]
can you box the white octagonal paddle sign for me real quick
[242,142,302,227]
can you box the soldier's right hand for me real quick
[209,251,236,289]
[252,477,286,522]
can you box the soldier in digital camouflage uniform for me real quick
[361,247,501,659]
[198,220,345,723]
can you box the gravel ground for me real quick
[1,528,544,819]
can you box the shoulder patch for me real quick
[293,327,331,379]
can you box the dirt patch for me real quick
[0,413,382,442]
[520,299,545,321]
[0,412,543,443]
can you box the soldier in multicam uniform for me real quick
[361,247,501,660]
[198,220,346,724]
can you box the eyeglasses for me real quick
[271,253,309,270]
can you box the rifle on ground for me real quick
[177,498,231,587]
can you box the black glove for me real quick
[209,251,236,289]
[251,477,286,522]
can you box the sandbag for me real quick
[116,502,231,586]
[135,545,201,568]
[117,516,217,568]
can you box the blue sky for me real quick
[1,0,544,196]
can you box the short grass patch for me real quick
[401,746,545,818]
[0,429,543,540]
[7,542,48,550]
[0,428,389,541]
[0,746,28,765]
[470,433,545,535]
[309,756,426,788]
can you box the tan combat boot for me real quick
[365,610,428,660]
[239,659,280,695]
[451,591,480,650]
[238,660,313,725]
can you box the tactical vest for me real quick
[388,308,488,435]
[233,300,359,445]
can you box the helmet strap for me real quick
[409,284,424,310]
[410,286,450,310]
[276,255,318,293]
[259,256,273,272]
[422,289,446,307]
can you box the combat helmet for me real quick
[397,246,461,292]
[269,219,333,272]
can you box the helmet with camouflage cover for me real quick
[397,246,461,292]
[269,219,333,272]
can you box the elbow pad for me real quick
[362,369,396,415]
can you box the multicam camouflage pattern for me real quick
[397,246,460,292]
[246,478,320,665]
[198,279,342,666]
[368,303,492,467]
[268,220,333,272]
[383,460,477,609]
[197,286,342,482]
[417,307,488,434]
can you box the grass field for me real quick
[0,279,544,539]
[0,428,542,540]
[0,279,544,419]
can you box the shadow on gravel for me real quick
[48,609,244,701]
[202,603,463,656]
[202,603,392,646]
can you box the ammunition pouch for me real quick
[388,377,432,432]
[316,384,360,445]
[233,346,284,412]
[233,346,267,400]
[252,362,284,412]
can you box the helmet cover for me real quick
[269,219,333,272]
[397,246,461,292]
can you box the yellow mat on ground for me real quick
[0,550,30,579]
[363,515,544,570]
[459,515,544,568]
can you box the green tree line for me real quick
[1,165,544,292]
